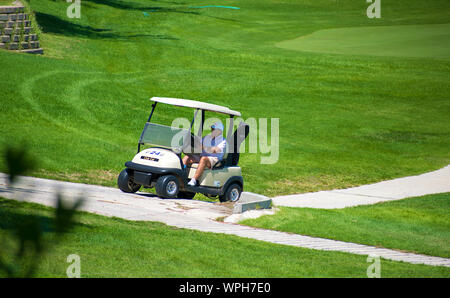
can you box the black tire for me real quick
[177,191,196,200]
[155,175,179,198]
[219,183,242,202]
[117,169,141,193]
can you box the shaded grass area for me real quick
[0,0,449,198]
[242,193,450,258]
[1,197,449,277]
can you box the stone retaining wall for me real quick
[0,4,43,54]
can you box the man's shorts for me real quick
[189,154,220,168]
[205,156,220,168]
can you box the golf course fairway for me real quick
[0,0,449,197]
[276,23,450,59]
[0,0,450,279]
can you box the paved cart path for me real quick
[272,165,450,208]
[0,172,449,268]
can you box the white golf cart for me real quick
[117,97,249,202]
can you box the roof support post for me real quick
[147,102,157,123]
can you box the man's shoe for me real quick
[187,178,197,186]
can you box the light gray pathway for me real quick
[0,173,232,222]
[1,172,449,268]
[272,165,450,208]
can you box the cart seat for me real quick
[213,121,249,169]
[188,161,222,170]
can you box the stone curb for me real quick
[233,192,272,214]
[19,48,44,54]
[0,6,24,14]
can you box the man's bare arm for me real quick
[202,145,221,153]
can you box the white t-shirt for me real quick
[201,135,227,160]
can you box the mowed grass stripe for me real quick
[276,23,450,59]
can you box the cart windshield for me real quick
[139,123,190,151]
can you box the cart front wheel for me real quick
[155,175,180,198]
[118,169,141,193]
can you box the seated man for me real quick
[183,122,227,186]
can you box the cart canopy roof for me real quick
[150,97,241,117]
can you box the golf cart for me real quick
[117,97,249,202]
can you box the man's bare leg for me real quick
[193,156,211,180]
[182,155,191,166]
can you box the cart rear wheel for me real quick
[118,169,141,193]
[219,183,242,202]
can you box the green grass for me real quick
[242,193,450,258]
[0,0,13,6]
[1,197,449,277]
[0,0,449,198]
[277,23,450,59]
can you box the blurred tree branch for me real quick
[0,145,84,277]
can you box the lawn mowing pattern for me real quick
[0,0,449,198]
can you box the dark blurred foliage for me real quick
[0,145,84,277]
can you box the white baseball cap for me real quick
[211,121,224,131]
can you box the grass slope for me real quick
[242,193,450,258]
[0,0,449,197]
[1,197,449,277]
